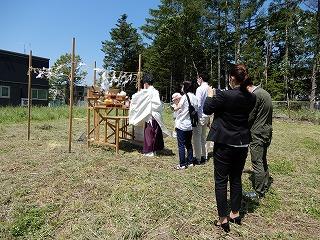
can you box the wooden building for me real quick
[0,49,49,106]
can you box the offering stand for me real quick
[86,88,134,154]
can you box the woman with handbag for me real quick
[173,81,198,170]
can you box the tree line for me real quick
[52,0,319,109]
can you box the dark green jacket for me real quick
[249,86,273,145]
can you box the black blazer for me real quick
[203,87,256,145]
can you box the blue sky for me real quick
[0,0,160,84]
[1,0,276,85]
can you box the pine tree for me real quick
[101,14,144,72]
[142,0,207,100]
[140,0,316,101]
[267,0,306,100]
[307,0,320,109]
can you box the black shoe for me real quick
[192,157,200,165]
[214,220,230,233]
[229,216,241,225]
[242,191,260,201]
[199,156,207,164]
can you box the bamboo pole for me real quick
[170,70,173,102]
[138,54,142,91]
[92,62,99,141]
[68,38,76,153]
[87,90,90,147]
[93,61,97,87]
[27,50,32,140]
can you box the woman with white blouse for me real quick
[173,81,198,170]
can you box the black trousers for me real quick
[213,143,248,217]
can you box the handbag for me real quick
[185,93,199,127]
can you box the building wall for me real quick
[0,49,49,106]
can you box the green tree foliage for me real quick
[140,0,319,104]
[305,0,320,109]
[266,0,316,100]
[100,0,318,105]
[142,0,207,101]
[101,14,144,72]
[204,0,267,89]
[49,53,87,103]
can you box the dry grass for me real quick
[0,107,319,239]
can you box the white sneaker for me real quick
[143,152,154,157]
[175,165,186,170]
[188,163,194,167]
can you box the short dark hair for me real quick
[198,73,208,82]
[142,73,153,85]
[182,81,195,93]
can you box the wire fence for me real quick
[273,101,320,110]
[48,100,86,107]
[273,101,320,124]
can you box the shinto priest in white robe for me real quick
[129,86,170,137]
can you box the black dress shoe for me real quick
[214,220,230,233]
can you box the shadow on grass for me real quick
[225,197,260,219]
[240,197,260,216]
[120,140,143,153]
[240,171,274,216]
[157,148,175,156]
[119,140,175,156]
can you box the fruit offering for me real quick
[104,98,113,105]
[116,91,127,101]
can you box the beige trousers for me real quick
[192,116,210,160]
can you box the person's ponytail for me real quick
[230,64,252,92]
[240,76,253,92]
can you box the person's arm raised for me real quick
[203,87,224,115]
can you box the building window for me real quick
[32,89,48,100]
[0,86,10,98]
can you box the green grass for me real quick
[301,137,320,152]
[0,106,320,239]
[0,106,86,124]
[270,160,295,175]
[10,205,55,237]
[304,197,320,220]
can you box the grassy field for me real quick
[0,106,319,239]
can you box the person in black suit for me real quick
[203,64,256,232]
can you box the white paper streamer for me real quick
[31,63,139,89]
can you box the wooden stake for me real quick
[87,90,90,147]
[68,38,76,153]
[93,61,97,87]
[27,50,32,140]
[138,54,142,91]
